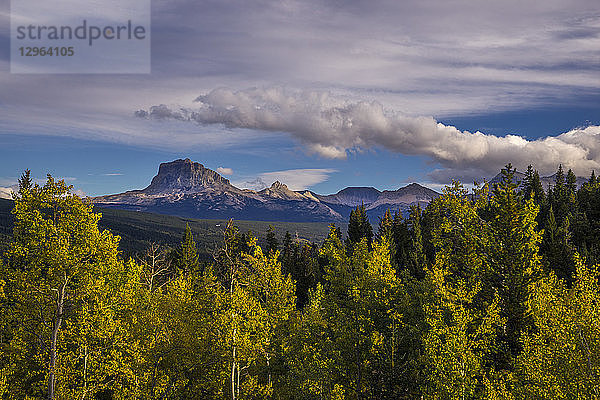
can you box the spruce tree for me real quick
[407,205,426,279]
[391,211,411,270]
[589,170,597,185]
[555,164,565,191]
[566,169,577,193]
[543,206,577,286]
[522,165,545,205]
[347,204,373,250]
[265,225,279,255]
[177,223,200,275]
[489,164,543,367]
[376,209,394,242]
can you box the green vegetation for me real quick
[0,198,332,258]
[1,164,600,399]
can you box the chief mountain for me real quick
[93,158,440,222]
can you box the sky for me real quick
[1,0,599,197]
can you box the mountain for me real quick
[93,158,441,223]
[314,183,439,221]
[368,183,440,209]
[144,157,233,194]
[317,187,382,207]
[489,170,588,190]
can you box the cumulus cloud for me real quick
[141,87,600,182]
[233,168,337,191]
[216,167,234,175]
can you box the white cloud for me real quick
[2,0,599,188]
[216,167,234,175]
[73,189,87,198]
[1,1,598,155]
[234,168,337,191]
[0,176,87,199]
[102,173,123,176]
[0,187,14,199]
[235,177,269,191]
[144,87,600,182]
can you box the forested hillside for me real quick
[1,164,599,399]
[0,198,331,258]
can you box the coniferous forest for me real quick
[1,164,600,399]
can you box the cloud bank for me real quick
[233,168,337,191]
[0,187,14,200]
[140,87,600,182]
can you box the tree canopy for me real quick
[1,166,600,398]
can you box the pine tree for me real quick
[177,223,200,275]
[566,168,577,195]
[488,164,543,368]
[555,164,565,191]
[282,231,293,262]
[589,170,597,186]
[407,205,426,279]
[573,172,600,265]
[523,165,545,205]
[550,164,572,227]
[391,211,411,271]
[523,164,535,199]
[265,225,279,255]
[376,209,394,243]
[543,206,577,286]
[347,204,373,250]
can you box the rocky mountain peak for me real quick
[143,158,232,194]
[270,181,288,191]
[258,180,304,200]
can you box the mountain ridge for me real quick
[489,170,588,189]
[93,159,440,222]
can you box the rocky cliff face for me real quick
[143,158,233,194]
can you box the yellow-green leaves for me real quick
[517,257,600,398]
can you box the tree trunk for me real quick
[48,276,67,399]
[231,347,237,400]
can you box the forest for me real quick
[0,164,599,399]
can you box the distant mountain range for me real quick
[93,159,590,223]
[93,159,440,222]
[489,170,588,190]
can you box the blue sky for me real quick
[1,0,599,197]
